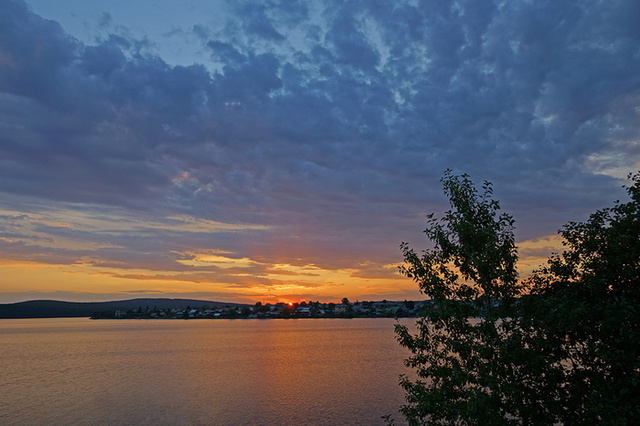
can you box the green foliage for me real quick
[395,171,640,425]
[396,170,525,425]
[521,172,640,424]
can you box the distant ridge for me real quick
[0,298,248,319]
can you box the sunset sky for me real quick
[1,0,639,304]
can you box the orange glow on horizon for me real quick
[0,234,563,304]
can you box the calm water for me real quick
[0,318,412,425]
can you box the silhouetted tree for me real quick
[395,171,527,424]
[326,302,335,314]
[520,172,640,424]
[393,170,640,425]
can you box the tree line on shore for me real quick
[90,298,428,319]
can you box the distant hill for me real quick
[0,298,248,319]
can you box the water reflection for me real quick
[0,318,412,425]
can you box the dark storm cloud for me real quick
[1,0,640,277]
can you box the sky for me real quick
[1,0,639,304]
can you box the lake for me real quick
[0,318,413,425]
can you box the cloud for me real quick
[1,0,640,301]
[235,3,285,41]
